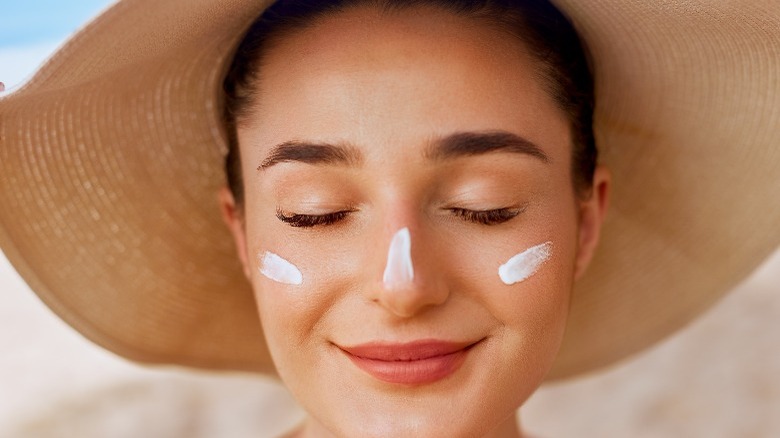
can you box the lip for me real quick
[337,339,480,385]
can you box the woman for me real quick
[1,0,778,436]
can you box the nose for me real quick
[383,227,414,288]
[374,226,450,318]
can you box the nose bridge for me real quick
[374,218,449,318]
[383,227,414,288]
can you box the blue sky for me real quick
[0,0,114,91]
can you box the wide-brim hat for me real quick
[1,0,779,380]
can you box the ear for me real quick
[218,187,252,279]
[574,165,611,280]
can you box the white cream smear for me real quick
[498,242,553,285]
[259,251,303,285]
[383,227,414,288]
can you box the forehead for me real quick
[245,5,570,162]
[265,5,525,67]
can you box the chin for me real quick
[325,410,504,438]
[298,374,526,438]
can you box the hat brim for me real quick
[0,0,778,379]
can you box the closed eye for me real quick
[275,207,523,228]
[276,208,353,228]
[449,207,522,225]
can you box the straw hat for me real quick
[1,0,778,380]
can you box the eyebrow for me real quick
[258,141,363,170]
[425,131,550,163]
[257,130,549,170]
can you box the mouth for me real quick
[337,339,482,385]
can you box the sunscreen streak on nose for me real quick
[259,251,303,285]
[383,227,414,287]
[498,242,553,285]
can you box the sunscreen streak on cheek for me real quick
[383,227,414,288]
[259,251,303,285]
[498,242,553,285]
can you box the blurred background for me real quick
[1,1,779,437]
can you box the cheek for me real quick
[451,237,575,331]
[245,224,370,371]
[497,215,578,333]
[445,203,579,357]
[496,252,576,342]
[497,221,579,370]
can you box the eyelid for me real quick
[275,207,356,228]
[275,203,527,228]
[444,201,528,214]
[446,204,528,225]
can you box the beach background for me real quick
[1,2,779,436]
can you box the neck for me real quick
[489,412,524,438]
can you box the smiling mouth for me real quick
[337,339,482,385]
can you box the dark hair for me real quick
[223,0,596,207]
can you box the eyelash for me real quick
[276,208,352,228]
[276,207,521,228]
[448,207,521,225]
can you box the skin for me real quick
[219,5,610,438]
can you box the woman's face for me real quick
[222,5,607,437]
